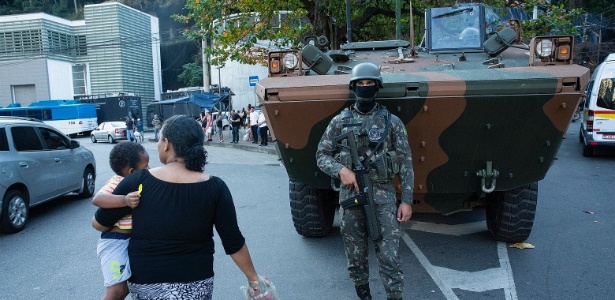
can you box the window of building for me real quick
[73,64,88,95]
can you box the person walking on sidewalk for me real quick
[152,115,162,141]
[230,110,241,143]
[215,113,224,143]
[257,110,268,147]
[316,62,414,300]
[125,116,136,142]
[249,107,259,144]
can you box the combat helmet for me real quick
[349,62,383,89]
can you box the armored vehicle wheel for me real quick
[289,180,337,237]
[486,182,537,243]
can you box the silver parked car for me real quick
[0,116,96,233]
[91,121,127,143]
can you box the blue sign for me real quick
[249,76,259,87]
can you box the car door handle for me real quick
[55,158,61,162]
[19,162,28,167]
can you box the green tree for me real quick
[178,62,203,87]
[509,0,583,40]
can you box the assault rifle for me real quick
[334,131,380,241]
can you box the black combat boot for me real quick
[355,284,372,300]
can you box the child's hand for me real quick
[124,191,141,208]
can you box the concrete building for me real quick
[0,2,161,119]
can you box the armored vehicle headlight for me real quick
[283,53,299,69]
[270,59,280,73]
[536,39,553,58]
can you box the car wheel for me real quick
[1,190,28,234]
[91,134,97,143]
[79,167,96,198]
[582,144,595,157]
[578,126,583,143]
[108,135,116,144]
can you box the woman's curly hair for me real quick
[109,142,146,176]
[161,115,208,172]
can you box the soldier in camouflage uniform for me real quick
[316,62,414,300]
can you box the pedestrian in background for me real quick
[216,113,224,143]
[249,107,259,144]
[240,108,247,129]
[151,114,161,141]
[205,112,213,142]
[316,63,414,300]
[93,115,271,299]
[231,110,241,144]
[125,116,136,142]
[257,110,268,147]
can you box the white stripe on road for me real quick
[497,241,518,300]
[401,232,460,300]
[401,232,518,300]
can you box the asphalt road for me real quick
[0,123,613,300]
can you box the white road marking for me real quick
[497,241,518,300]
[402,232,460,300]
[402,228,518,300]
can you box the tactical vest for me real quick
[335,106,400,183]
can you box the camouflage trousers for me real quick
[340,203,403,298]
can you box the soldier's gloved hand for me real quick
[338,167,359,193]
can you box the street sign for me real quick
[249,76,259,87]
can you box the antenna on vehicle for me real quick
[409,0,416,56]
[345,0,352,43]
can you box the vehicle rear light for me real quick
[586,110,594,132]
[589,141,599,146]
[115,128,119,134]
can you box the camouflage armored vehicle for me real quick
[255,3,589,242]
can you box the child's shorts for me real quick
[97,232,131,287]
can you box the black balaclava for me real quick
[352,84,379,114]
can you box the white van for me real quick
[579,53,615,156]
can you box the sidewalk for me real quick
[203,138,277,155]
[145,128,277,155]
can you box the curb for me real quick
[203,140,278,155]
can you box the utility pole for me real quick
[202,38,211,92]
[395,0,401,39]
[345,0,352,43]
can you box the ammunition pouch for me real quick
[340,193,368,209]
[368,151,399,183]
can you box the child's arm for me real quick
[91,217,110,232]
[92,191,140,208]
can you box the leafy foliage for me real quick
[178,62,203,87]
[174,0,311,66]
[508,0,583,41]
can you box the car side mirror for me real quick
[70,140,80,149]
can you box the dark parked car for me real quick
[0,116,96,233]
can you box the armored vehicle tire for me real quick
[289,180,337,237]
[486,182,538,243]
